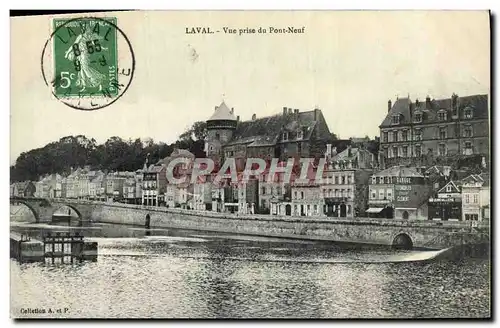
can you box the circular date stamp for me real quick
[41,16,135,110]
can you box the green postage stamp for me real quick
[52,17,118,98]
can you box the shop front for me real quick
[428,197,462,221]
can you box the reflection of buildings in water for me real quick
[314,263,388,318]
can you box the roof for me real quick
[380,94,489,128]
[331,147,359,161]
[227,109,323,147]
[208,101,236,121]
[373,166,424,178]
[437,180,462,194]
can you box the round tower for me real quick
[206,101,237,158]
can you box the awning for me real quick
[366,207,385,213]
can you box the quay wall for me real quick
[86,202,490,249]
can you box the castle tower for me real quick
[206,101,237,158]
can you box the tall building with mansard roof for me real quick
[378,93,489,169]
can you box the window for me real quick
[297,142,302,154]
[335,176,339,184]
[313,204,318,213]
[383,147,389,159]
[379,189,385,199]
[473,194,478,203]
[297,130,303,140]
[439,127,447,139]
[347,175,352,184]
[438,111,447,121]
[383,132,388,143]
[215,133,220,140]
[464,126,473,138]
[392,115,400,125]
[465,194,470,204]
[464,141,473,155]
[414,113,422,123]
[347,189,351,198]
[438,144,447,156]
[387,189,392,200]
[464,108,473,119]
[392,146,398,158]
[394,131,398,142]
[402,146,408,158]
[283,132,289,141]
[371,176,376,185]
[341,176,346,184]
[402,130,408,141]
[446,185,452,192]
[414,129,422,141]
[261,187,265,195]
[301,191,304,199]
[415,145,422,157]
[371,189,376,199]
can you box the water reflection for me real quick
[10,222,491,319]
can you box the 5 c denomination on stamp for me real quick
[41,16,135,111]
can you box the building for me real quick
[89,172,106,201]
[367,166,432,220]
[428,180,463,221]
[205,102,334,162]
[322,145,375,217]
[105,172,129,201]
[142,164,166,206]
[461,173,490,222]
[291,183,323,217]
[379,94,489,169]
[11,181,36,197]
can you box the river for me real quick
[10,221,491,319]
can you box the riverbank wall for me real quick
[87,202,490,249]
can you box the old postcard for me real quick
[10,10,491,319]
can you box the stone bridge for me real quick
[10,197,97,223]
[10,197,490,250]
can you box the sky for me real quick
[10,10,490,164]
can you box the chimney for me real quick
[314,107,319,121]
[326,144,332,157]
[236,115,240,122]
[425,95,431,109]
[451,93,459,109]
[388,99,392,112]
[348,145,352,157]
[415,98,420,108]
[230,107,234,114]
[283,107,287,115]
[252,113,256,121]
[294,109,299,115]
[288,108,292,115]
[214,106,218,111]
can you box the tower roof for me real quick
[208,101,236,121]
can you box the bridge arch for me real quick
[53,204,83,218]
[10,199,40,223]
[392,232,414,250]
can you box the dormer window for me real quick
[283,132,289,141]
[392,115,400,125]
[464,107,473,119]
[414,113,422,123]
[296,130,303,140]
[438,110,447,121]
[446,185,452,192]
